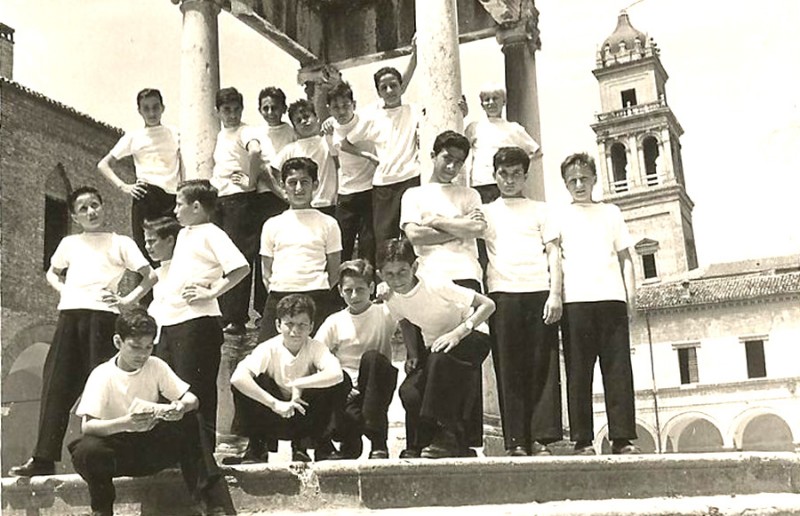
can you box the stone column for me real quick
[497,5,544,200]
[179,0,221,180]
[415,0,464,183]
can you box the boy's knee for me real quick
[70,437,115,476]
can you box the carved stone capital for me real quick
[490,0,541,53]
[297,63,342,98]
[174,0,223,15]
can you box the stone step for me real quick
[3,453,799,515]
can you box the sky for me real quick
[3,0,799,267]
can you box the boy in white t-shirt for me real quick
[229,294,348,463]
[68,309,226,516]
[259,157,343,342]
[156,179,250,444]
[377,238,495,459]
[315,260,398,459]
[481,147,563,457]
[97,88,181,265]
[142,216,181,330]
[551,153,638,456]
[10,187,156,477]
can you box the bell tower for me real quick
[591,11,698,282]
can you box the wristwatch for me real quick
[463,319,474,332]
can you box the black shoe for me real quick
[368,449,389,459]
[531,441,553,457]
[612,439,641,455]
[222,322,245,336]
[573,441,596,456]
[9,457,55,477]
[506,445,529,457]
[222,439,266,465]
[291,449,312,462]
[399,448,420,459]
[421,425,461,459]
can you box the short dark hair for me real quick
[560,153,597,179]
[142,216,181,241]
[177,179,218,213]
[67,186,103,213]
[432,130,470,156]
[377,238,416,269]
[136,88,164,107]
[339,259,374,284]
[116,307,157,340]
[287,99,316,124]
[493,146,530,173]
[281,157,318,183]
[276,293,315,322]
[373,67,402,89]
[216,87,243,109]
[258,86,287,108]
[326,81,355,105]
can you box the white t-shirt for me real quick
[212,124,254,196]
[385,277,475,348]
[273,136,338,208]
[314,304,396,383]
[400,183,482,282]
[260,209,342,292]
[158,223,249,326]
[75,356,189,421]
[244,123,296,193]
[147,260,170,327]
[482,197,553,293]
[51,232,150,313]
[110,125,181,194]
[548,202,634,303]
[235,335,341,399]
[331,114,376,195]
[345,104,420,186]
[464,118,540,187]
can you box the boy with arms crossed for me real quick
[481,147,563,457]
[10,187,156,477]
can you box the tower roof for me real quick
[596,10,659,69]
[602,10,647,55]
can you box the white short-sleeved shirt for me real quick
[75,356,189,421]
[212,124,254,196]
[273,136,338,208]
[331,114,376,195]
[400,183,482,282]
[385,277,475,348]
[110,125,181,194]
[464,118,540,188]
[260,209,342,292]
[345,104,420,186]
[51,232,150,313]
[244,123,297,193]
[158,223,249,326]
[235,336,341,399]
[314,304,396,383]
[482,197,553,293]
[548,202,634,303]
[147,261,170,327]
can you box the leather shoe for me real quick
[368,449,389,459]
[315,449,345,461]
[399,448,420,459]
[531,441,552,457]
[9,457,55,477]
[612,442,641,455]
[506,445,529,457]
[573,444,596,456]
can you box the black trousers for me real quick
[489,291,563,449]
[252,192,287,317]
[336,351,398,445]
[131,184,177,267]
[34,310,118,462]
[157,317,223,444]
[336,189,376,266]
[561,301,637,442]
[372,176,419,246]
[215,191,261,326]
[69,412,220,514]
[258,289,341,342]
[232,374,349,451]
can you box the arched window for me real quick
[643,136,660,186]
[610,142,628,192]
[43,164,71,270]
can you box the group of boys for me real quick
[8,51,640,516]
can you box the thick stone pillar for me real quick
[415,0,464,183]
[179,0,221,180]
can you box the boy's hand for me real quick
[181,283,215,304]
[273,400,307,419]
[127,411,158,432]
[121,181,148,201]
[467,208,486,223]
[290,386,304,404]
[161,400,186,421]
[404,357,419,375]
[431,327,465,353]
[101,290,121,308]
[375,282,392,302]
[321,116,336,135]
[230,172,247,186]
[543,294,562,325]
[347,388,360,403]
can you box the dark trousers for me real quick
[317,205,336,218]
[336,189,376,266]
[215,191,261,326]
[258,289,341,341]
[233,374,349,451]
[336,351,398,446]
[372,176,420,246]
[252,192,287,317]
[69,412,220,514]
[34,310,118,462]
[489,291,563,449]
[131,184,177,267]
[561,301,637,442]
[157,317,223,444]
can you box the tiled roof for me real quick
[0,77,123,134]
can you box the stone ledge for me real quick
[2,453,799,515]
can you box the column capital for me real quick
[493,0,541,53]
[173,0,222,15]
[297,63,342,93]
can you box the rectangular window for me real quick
[678,347,699,384]
[642,254,658,279]
[745,340,767,378]
[621,88,637,108]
